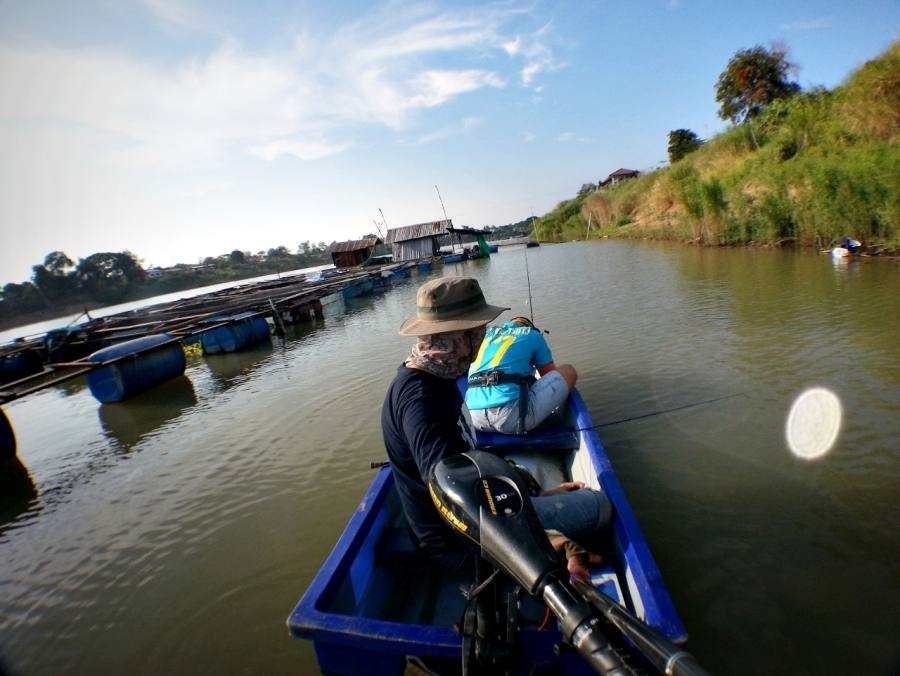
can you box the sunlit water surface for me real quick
[1,242,898,675]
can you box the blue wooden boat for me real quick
[443,253,466,263]
[287,387,687,675]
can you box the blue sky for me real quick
[1,0,897,284]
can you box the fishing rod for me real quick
[524,210,537,323]
[579,392,745,431]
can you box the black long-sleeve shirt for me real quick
[381,365,475,555]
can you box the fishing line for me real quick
[578,392,745,431]
[523,244,535,324]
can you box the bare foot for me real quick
[548,534,602,580]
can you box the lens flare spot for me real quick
[786,387,842,460]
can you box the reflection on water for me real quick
[0,243,897,676]
[98,376,198,450]
[202,343,274,392]
[50,375,89,398]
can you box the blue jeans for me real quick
[469,370,569,433]
[532,488,612,546]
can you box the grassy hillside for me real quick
[537,41,900,253]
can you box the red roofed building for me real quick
[328,238,381,268]
[599,168,640,187]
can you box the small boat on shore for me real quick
[287,386,688,675]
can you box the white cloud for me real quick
[557,131,592,143]
[0,4,552,169]
[502,22,558,87]
[415,116,483,145]
[408,69,505,108]
[523,132,536,142]
[522,62,543,85]
[248,139,352,161]
[502,37,522,56]
[779,18,831,32]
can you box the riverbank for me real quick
[536,41,899,254]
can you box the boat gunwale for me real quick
[569,388,687,643]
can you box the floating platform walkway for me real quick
[0,262,418,408]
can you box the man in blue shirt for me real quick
[466,316,578,434]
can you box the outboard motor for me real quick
[429,450,711,676]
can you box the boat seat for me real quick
[474,426,579,454]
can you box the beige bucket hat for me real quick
[399,276,508,336]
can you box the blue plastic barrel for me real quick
[0,348,43,384]
[416,260,433,273]
[342,280,374,299]
[1,407,16,460]
[87,334,186,403]
[200,313,270,355]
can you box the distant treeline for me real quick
[537,41,899,253]
[0,243,339,331]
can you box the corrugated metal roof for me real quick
[609,168,639,177]
[385,219,452,243]
[328,238,380,253]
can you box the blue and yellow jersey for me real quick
[464,321,554,410]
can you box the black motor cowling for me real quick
[428,451,562,596]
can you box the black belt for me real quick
[467,371,534,387]
[468,371,535,434]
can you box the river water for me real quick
[1,241,898,676]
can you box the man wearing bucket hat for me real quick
[382,277,611,575]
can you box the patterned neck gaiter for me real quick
[405,327,486,379]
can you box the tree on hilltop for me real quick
[667,129,704,163]
[715,44,801,125]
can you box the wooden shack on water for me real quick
[385,220,451,261]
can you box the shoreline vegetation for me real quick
[535,42,899,255]
[0,247,336,333]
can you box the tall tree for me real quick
[76,252,146,301]
[667,129,704,163]
[715,44,801,124]
[32,251,76,301]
